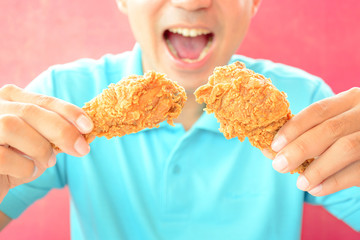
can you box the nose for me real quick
[171,0,212,11]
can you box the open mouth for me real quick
[164,28,214,63]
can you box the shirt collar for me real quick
[140,112,221,135]
[191,112,221,133]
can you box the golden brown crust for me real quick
[194,61,311,174]
[83,71,186,139]
[53,71,186,151]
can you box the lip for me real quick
[162,26,216,70]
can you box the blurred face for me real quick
[117,0,260,92]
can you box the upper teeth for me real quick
[168,28,211,37]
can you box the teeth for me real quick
[168,28,211,37]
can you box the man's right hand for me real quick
[0,84,93,203]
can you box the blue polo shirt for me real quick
[1,44,359,239]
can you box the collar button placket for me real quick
[162,131,195,219]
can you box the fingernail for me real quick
[308,184,322,196]
[272,154,288,172]
[32,165,38,177]
[74,136,90,156]
[297,175,310,191]
[271,135,287,152]
[76,115,93,133]
[48,152,57,167]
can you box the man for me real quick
[0,0,359,239]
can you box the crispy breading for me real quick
[53,71,186,151]
[84,71,186,139]
[194,61,312,173]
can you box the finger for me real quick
[86,134,96,144]
[306,160,360,196]
[261,148,276,159]
[271,88,360,152]
[272,108,360,173]
[0,103,90,157]
[0,114,55,168]
[296,131,360,191]
[0,145,36,179]
[0,84,93,134]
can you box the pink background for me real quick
[0,0,359,239]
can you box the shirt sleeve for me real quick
[309,78,334,102]
[0,162,67,219]
[305,187,360,231]
[0,69,67,219]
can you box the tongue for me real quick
[167,32,209,59]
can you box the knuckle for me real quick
[312,100,329,118]
[293,139,308,157]
[323,119,343,138]
[0,114,21,134]
[304,165,323,185]
[18,103,40,118]
[35,95,56,107]
[348,87,360,96]
[346,87,360,105]
[338,136,358,154]
[330,174,341,189]
[0,84,18,95]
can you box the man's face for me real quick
[118,0,260,92]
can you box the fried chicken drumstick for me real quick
[84,71,187,139]
[194,61,312,174]
[53,71,186,151]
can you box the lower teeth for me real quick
[166,37,213,63]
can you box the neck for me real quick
[174,93,204,131]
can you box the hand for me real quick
[0,84,93,203]
[269,87,360,196]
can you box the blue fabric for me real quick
[1,44,359,239]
